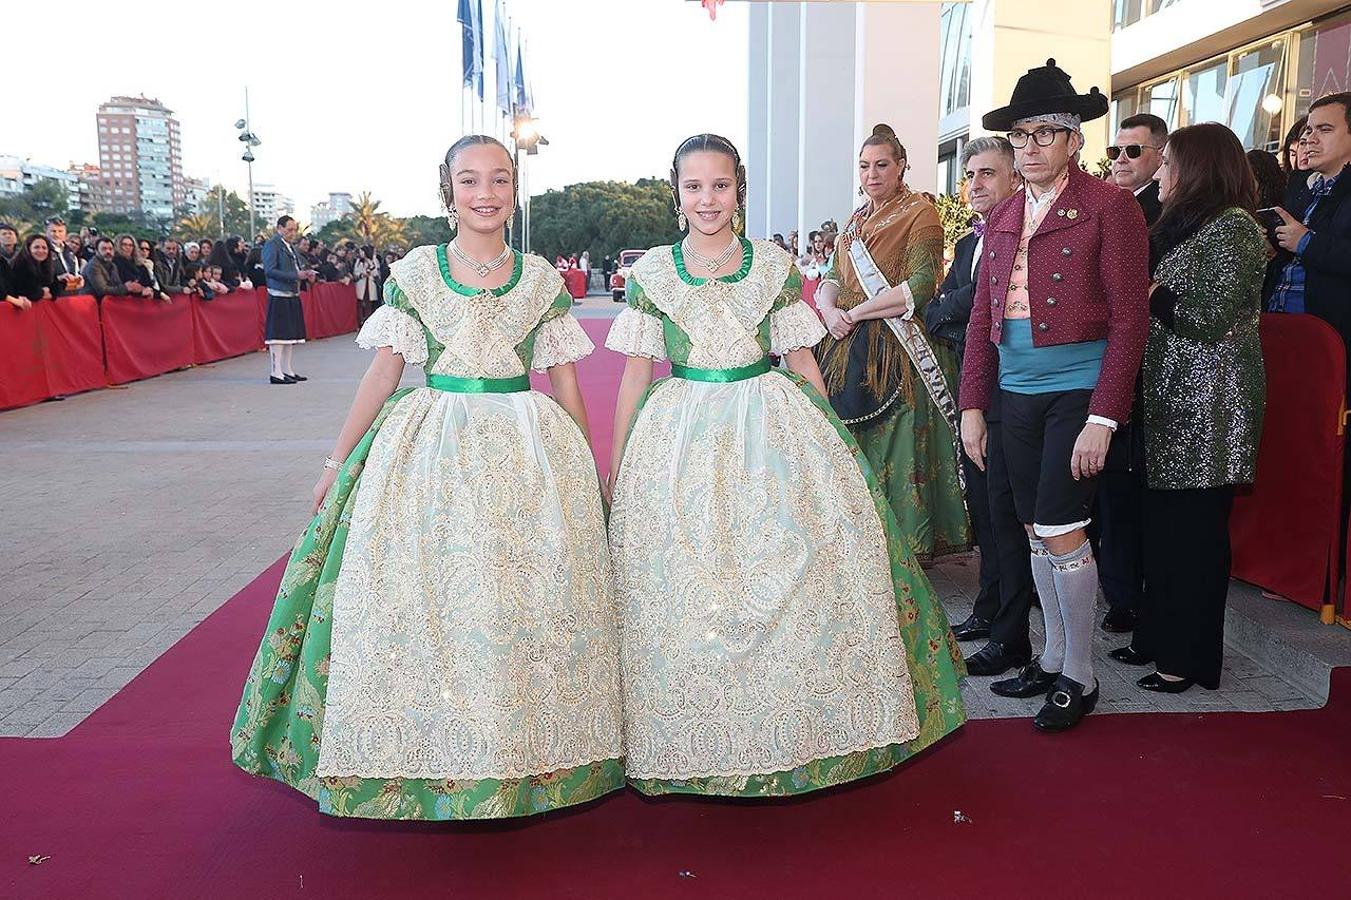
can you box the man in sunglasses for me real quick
[958,59,1149,733]
[1088,112,1169,644]
[1109,114,1168,226]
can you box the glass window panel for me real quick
[1296,19,1351,120]
[1182,60,1228,125]
[1113,0,1143,30]
[1150,0,1184,12]
[1227,39,1286,151]
[1140,78,1179,129]
[1112,93,1141,132]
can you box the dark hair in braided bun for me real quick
[439,134,516,210]
[860,123,907,164]
[669,133,748,213]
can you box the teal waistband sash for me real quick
[425,373,531,393]
[670,358,772,384]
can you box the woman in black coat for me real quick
[208,235,250,290]
[9,235,62,302]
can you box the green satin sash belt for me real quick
[670,358,772,383]
[425,373,531,393]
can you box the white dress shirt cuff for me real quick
[1086,415,1118,431]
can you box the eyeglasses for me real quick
[1007,127,1071,148]
[1106,144,1160,160]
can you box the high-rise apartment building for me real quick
[96,95,185,219]
[310,192,354,229]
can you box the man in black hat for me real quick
[959,60,1149,732]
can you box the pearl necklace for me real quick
[450,240,513,278]
[682,234,740,274]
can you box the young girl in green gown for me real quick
[606,134,965,798]
[230,136,624,820]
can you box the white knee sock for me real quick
[1028,537,1064,673]
[282,344,295,376]
[268,345,283,378]
[1049,539,1098,689]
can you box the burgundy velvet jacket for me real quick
[958,164,1150,424]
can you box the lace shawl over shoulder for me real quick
[626,239,794,368]
[386,246,563,378]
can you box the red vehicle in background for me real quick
[610,249,647,302]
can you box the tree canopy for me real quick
[528,177,682,261]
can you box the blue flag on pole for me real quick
[514,33,529,114]
[495,0,512,114]
[457,0,476,91]
[474,0,485,98]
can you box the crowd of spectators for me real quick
[1,218,405,318]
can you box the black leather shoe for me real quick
[964,641,1031,677]
[286,373,308,382]
[1109,645,1153,666]
[950,614,992,642]
[1033,676,1099,732]
[269,376,293,385]
[990,658,1059,698]
[1137,672,1196,694]
[1101,607,1138,633]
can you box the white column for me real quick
[854,3,942,195]
[746,2,771,238]
[798,2,856,241]
[766,2,802,240]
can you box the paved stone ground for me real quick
[0,320,1324,738]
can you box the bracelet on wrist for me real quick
[323,456,341,471]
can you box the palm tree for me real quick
[175,213,218,240]
[350,191,385,245]
[369,214,408,249]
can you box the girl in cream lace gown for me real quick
[231,137,624,820]
[606,135,965,798]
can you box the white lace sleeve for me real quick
[531,312,595,371]
[354,304,428,366]
[604,307,667,360]
[769,300,827,354]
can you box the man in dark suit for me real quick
[1091,112,1169,636]
[927,136,1032,678]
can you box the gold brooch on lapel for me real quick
[1066,209,1079,220]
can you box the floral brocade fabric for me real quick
[230,247,623,820]
[606,240,965,796]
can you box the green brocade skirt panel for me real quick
[628,371,967,799]
[850,348,970,562]
[229,388,623,821]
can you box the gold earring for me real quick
[858,185,865,197]
[677,210,688,231]
[507,214,515,230]
[446,207,458,230]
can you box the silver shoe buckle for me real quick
[1051,690,1072,708]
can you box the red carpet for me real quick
[4,319,1349,898]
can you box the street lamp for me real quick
[511,112,547,252]
[234,89,262,240]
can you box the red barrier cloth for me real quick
[191,289,263,364]
[255,290,268,346]
[802,276,819,307]
[101,295,195,385]
[563,269,587,300]
[39,295,104,397]
[0,305,49,410]
[298,289,322,339]
[1231,313,1346,611]
[312,282,357,338]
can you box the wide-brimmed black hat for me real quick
[981,58,1108,132]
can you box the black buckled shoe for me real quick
[1033,676,1099,733]
[1101,607,1138,633]
[990,658,1059,698]
[963,641,1031,677]
[950,614,992,642]
[286,373,308,382]
[1108,645,1153,666]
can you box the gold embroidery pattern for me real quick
[389,247,561,378]
[631,240,791,368]
[610,265,920,779]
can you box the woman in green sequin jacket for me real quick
[1114,123,1266,694]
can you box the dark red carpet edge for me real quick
[4,320,1349,899]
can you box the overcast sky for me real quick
[5,0,749,219]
